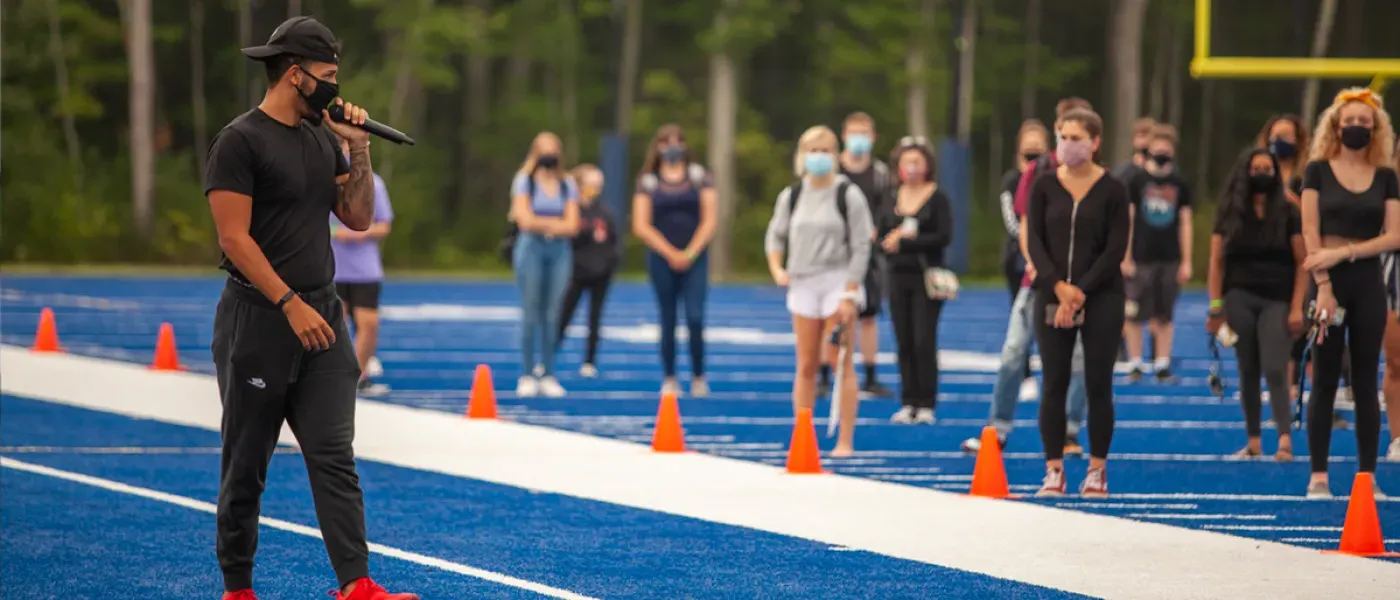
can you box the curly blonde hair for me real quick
[793,125,839,177]
[1308,87,1395,168]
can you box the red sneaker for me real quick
[331,577,419,600]
[222,591,258,600]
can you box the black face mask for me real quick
[1248,173,1277,195]
[1340,125,1372,150]
[296,68,340,125]
[536,154,560,169]
[1150,154,1173,167]
[1022,152,1042,164]
[1136,147,1150,159]
[1268,138,1296,159]
[661,146,686,163]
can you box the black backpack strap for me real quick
[785,180,803,241]
[836,180,851,239]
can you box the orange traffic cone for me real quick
[651,392,686,453]
[466,364,498,419]
[150,323,181,371]
[969,426,1012,498]
[1323,472,1400,557]
[31,308,61,352]
[785,408,824,474]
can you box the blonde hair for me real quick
[793,125,838,177]
[517,131,567,175]
[1309,87,1395,168]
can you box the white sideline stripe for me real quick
[3,347,1398,600]
[0,446,299,455]
[1110,493,1396,502]
[1056,503,1198,510]
[1205,525,1343,532]
[1126,513,1277,521]
[0,457,598,600]
[1282,537,1400,544]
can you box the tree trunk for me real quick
[288,0,302,17]
[905,0,937,138]
[126,0,156,236]
[1194,81,1216,198]
[1300,0,1339,130]
[615,0,643,135]
[1166,20,1184,128]
[706,2,739,281]
[955,0,977,144]
[1147,15,1169,120]
[1108,0,1150,165]
[383,0,435,183]
[191,0,208,179]
[460,0,493,209]
[45,0,83,190]
[1020,0,1041,120]
[559,0,580,162]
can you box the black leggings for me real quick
[557,275,611,365]
[1035,289,1125,460]
[1223,288,1293,437]
[1306,258,1384,473]
[887,270,944,409]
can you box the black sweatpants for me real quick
[211,279,368,591]
[887,270,944,409]
[1223,288,1294,437]
[1035,289,1125,460]
[557,274,611,365]
[1306,258,1385,473]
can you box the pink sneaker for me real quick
[332,578,419,600]
[1034,466,1066,497]
[1079,466,1108,498]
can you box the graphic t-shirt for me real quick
[1129,170,1192,263]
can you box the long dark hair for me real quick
[1215,148,1289,246]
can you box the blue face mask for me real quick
[661,145,686,163]
[804,152,834,176]
[845,134,872,156]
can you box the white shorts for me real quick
[786,269,865,320]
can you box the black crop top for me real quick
[1304,161,1400,240]
[1026,171,1132,298]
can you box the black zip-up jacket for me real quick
[571,201,622,281]
[1026,169,1131,301]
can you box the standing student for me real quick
[766,125,875,456]
[876,136,953,424]
[1113,117,1157,182]
[999,119,1052,401]
[556,164,620,377]
[632,124,718,397]
[1297,87,1398,498]
[204,16,416,600]
[1206,148,1307,461]
[1123,124,1193,382]
[836,111,895,398]
[1026,107,1131,498]
[510,131,581,398]
[331,137,393,397]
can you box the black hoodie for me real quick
[572,200,622,280]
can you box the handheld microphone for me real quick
[326,103,416,146]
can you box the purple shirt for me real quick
[331,173,393,283]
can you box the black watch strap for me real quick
[276,290,296,310]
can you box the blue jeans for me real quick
[647,251,709,377]
[991,287,1087,439]
[513,233,573,377]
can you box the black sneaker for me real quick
[1154,365,1177,383]
[357,377,389,397]
[1127,365,1145,383]
[818,377,832,397]
[860,381,893,398]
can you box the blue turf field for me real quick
[1,274,1397,598]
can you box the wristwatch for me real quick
[1208,298,1223,317]
[276,290,296,310]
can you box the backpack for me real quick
[785,178,853,240]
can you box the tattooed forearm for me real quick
[336,144,375,230]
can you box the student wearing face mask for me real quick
[766,125,875,455]
[1123,124,1193,383]
[876,136,953,424]
[1297,88,1399,499]
[1207,148,1307,461]
[832,111,895,398]
[998,120,1052,401]
[510,132,581,398]
[556,164,620,378]
[1113,117,1157,182]
[632,124,718,397]
[1026,108,1131,497]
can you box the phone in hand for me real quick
[1045,303,1085,327]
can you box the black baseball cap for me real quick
[241,16,339,64]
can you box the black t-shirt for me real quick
[1305,161,1400,240]
[841,159,891,263]
[571,201,621,280]
[999,169,1022,244]
[204,109,350,292]
[1217,204,1301,303]
[1128,170,1193,263]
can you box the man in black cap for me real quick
[204,16,416,600]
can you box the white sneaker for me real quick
[690,377,709,398]
[366,356,384,378]
[538,376,566,398]
[1306,479,1332,499]
[1018,378,1039,402]
[579,363,598,378]
[890,406,916,424]
[516,376,539,397]
[1387,438,1400,462]
[661,377,682,397]
[912,407,936,424]
[1335,387,1355,410]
